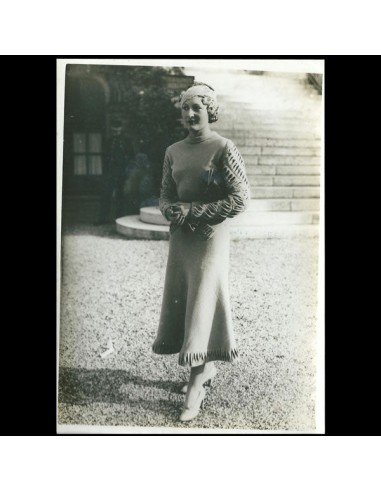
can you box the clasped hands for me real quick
[166,203,215,239]
[166,204,189,226]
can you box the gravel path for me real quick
[58,225,319,432]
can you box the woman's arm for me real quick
[187,140,250,224]
[159,150,184,222]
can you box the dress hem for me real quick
[152,341,239,367]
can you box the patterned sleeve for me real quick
[159,150,180,220]
[188,140,250,224]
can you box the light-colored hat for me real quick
[180,83,217,106]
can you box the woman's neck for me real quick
[186,127,214,143]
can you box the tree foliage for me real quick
[104,65,188,192]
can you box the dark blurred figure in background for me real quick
[124,148,157,213]
[96,120,131,224]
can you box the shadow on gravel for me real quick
[61,223,167,241]
[58,367,181,405]
[61,224,124,239]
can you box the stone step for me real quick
[260,155,321,165]
[218,100,322,109]
[221,80,319,90]
[230,224,320,239]
[218,117,321,129]
[258,146,319,156]
[247,165,320,176]
[220,119,321,129]
[245,138,321,148]
[221,90,322,100]
[231,137,321,148]
[217,110,320,120]
[116,215,169,240]
[219,80,316,89]
[254,198,320,212]
[249,175,320,187]
[248,198,320,212]
[239,146,321,156]
[217,102,322,118]
[219,91,321,104]
[140,207,169,225]
[214,129,321,139]
[244,155,321,166]
[219,101,321,111]
[116,215,320,240]
[248,198,321,211]
[232,211,319,226]
[219,119,321,129]
[250,186,320,198]
[214,118,320,134]
[219,109,321,121]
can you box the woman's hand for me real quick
[166,205,186,225]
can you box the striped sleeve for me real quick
[159,150,180,220]
[188,140,250,224]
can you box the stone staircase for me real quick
[116,70,322,239]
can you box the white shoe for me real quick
[179,387,206,422]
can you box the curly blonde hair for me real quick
[180,82,219,123]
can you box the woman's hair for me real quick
[201,97,219,123]
[181,82,219,123]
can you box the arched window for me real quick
[63,74,106,194]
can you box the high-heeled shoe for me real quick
[179,386,206,422]
[180,365,217,394]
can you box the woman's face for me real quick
[181,96,209,132]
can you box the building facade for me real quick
[62,63,194,223]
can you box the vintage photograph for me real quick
[57,58,324,433]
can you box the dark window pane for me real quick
[73,133,86,152]
[74,155,87,175]
[88,155,102,175]
[89,133,102,153]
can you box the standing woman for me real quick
[152,82,250,422]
